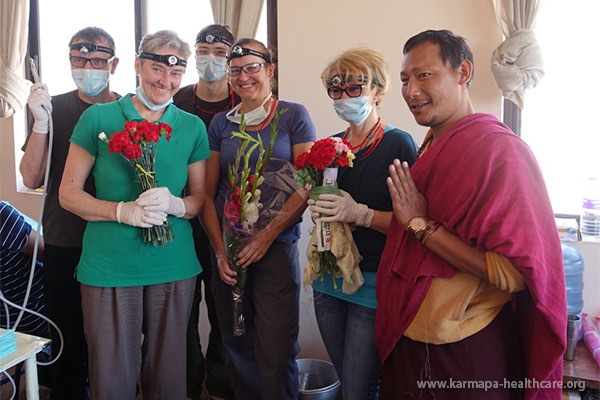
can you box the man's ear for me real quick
[458,59,473,86]
[110,57,120,74]
[134,57,141,75]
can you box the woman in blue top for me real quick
[59,30,209,400]
[308,47,418,400]
[202,38,316,399]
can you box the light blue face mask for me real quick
[333,95,373,126]
[71,69,109,97]
[226,94,271,126]
[135,85,172,111]
[196,54,228,82]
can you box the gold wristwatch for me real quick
[407,216,429,237]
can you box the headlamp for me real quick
[138,52,187,67]
[228,46,271,63]
[196,34,232,47]
[70,42,115,57]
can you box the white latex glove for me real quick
[307,198,319,221]
[310,189,374,227]
[28,83,52,134]
[136,187,186,217]
[117,201,167,228]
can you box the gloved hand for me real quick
[27,83,52,134]
[307,198,319,222]
[136,187,186,217]
[309,189,374,227]
[116,201,167,228]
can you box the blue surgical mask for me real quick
[196,54,227,82]
[71,69,109,97]
[333,96,373,126]
[135,85,172,111]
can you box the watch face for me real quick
[408,217,428,233]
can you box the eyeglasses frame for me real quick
[69,55,115,70]
[327,84,366,100]
[228,62,267,77]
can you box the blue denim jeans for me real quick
[313,292,380,400]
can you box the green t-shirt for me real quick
[70,94,210,287]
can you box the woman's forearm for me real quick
[200,197,226,257]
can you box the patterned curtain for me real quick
[491,0,543,109]
[0,0,29,118]
[210,0,265,39]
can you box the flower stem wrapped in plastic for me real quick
[223,110,291,336]
[99,120,174,246]
[294,137,364,293]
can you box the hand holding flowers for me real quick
[224,110,286,336]
[294,137,364,293]
[309,189,374,227]
[99,120,175,246]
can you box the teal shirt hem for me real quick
[312,272,377,309]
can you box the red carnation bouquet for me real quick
[294,137,358,290]
[99,120,174,246]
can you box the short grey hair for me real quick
[138,30,191,60]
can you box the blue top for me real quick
[312,125,418,309]
[0,201,47,336]
[208,100,317,242]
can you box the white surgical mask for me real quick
[226,94,272,126]
[135,85,172,111]
[71,69,109,97]
[333,96,373,126]
[196,54,228,82]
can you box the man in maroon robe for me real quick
[376,29,566,400]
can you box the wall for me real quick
[3,0,597,363]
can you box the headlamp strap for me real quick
[228,46,271,63]
[139,52,187,67]
[197,34,232,47]
[70,42,115,57]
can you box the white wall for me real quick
[3,1,598,362]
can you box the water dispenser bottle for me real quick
[562,243,584,339]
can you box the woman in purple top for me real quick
[201,38,316,399]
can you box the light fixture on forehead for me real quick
[70,42,115,57]
[138,52,187,67]
[328,75,369,87]
[228,45,271,63]
[197,34,232,47]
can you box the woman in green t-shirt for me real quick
[60,30,209,400]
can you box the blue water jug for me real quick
[562,243,584,318]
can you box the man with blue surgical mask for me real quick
[20,26,120,400]
[173,24,238,400]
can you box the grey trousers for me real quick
[81,277,196,400]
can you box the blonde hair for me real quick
[321,47,391,105]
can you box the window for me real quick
[145,0,267,88]
[17,0,267,192]
[521,1,600,214]
[35,1,267,97]
[37,0,136,96]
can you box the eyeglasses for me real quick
[69,56,114,69]
[327,85,365,100]
[228,62,266,76]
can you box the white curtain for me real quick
[491,0,543,109]
[211,0,265,40]
[0,0,30,118]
